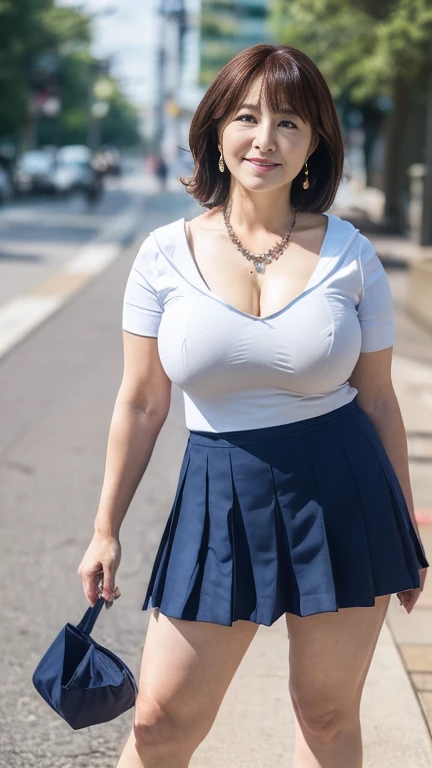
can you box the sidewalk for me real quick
[331,177,432,265]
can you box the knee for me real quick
[291,692,356,742]
[134,696,183,752]
[133,694,206,755]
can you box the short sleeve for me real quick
[122,234,163,338]
[357,236,395,353]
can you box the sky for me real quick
[57,0,160,110]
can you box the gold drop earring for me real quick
[303,161,309,189]
[218,148,225,173]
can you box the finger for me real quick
[101,566,117,601]
[81,570,102,606]
[402,591,418,613]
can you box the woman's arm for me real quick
[78,331,171,604]
[349,346,423,543]
[94,333,171,538]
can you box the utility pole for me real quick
[155,0,187,158]
[420,70,432,246]
[155,10,166,157]
[86,7,117,151]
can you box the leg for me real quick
[286,594,391,768]
[117,608,259,767]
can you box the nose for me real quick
[252,121,277,153]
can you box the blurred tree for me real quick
[0,0,90,150]
[99,85,140,148]
[272,0,432,231]
[0,0,49,140]
[0,1,140,154]
[37,64,140,148]
[37,50,92,146]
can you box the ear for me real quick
[308,132,320,158]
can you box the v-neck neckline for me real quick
[179,212,333,323]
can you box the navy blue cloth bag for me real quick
[32,598,138,730]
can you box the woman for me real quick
[78,44,429,767]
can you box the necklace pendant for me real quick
[223,204,297,276]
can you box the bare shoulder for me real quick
[186,208,224,236]
[295,211,329,234]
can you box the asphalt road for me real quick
[0,186,200,768]
[0,161,149,307]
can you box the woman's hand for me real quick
[397,567,428,614]
[78,533,121,606]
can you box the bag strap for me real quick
[77,597,105,635]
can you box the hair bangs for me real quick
[211,53,315,129]
[255,58,317,128]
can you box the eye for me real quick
[236,114,256,123]
[236,114,298,129]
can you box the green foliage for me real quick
[201,11,238,38]
[40,5,91,47]
[100,86,140,148]
[56,52,92,145]
[0,0,139,151]
[271,0,432,102]
[0,0,48,135]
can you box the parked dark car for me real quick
[0,160,13,203]
[51,145,103,200]
[14,149,57,194]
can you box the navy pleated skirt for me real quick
[143,399,429,626]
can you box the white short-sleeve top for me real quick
[122,213,394,433]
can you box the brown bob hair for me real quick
[179,44,345,213]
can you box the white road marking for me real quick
[0,295,63,357]
[0,206,143,359]
[65,243,120,275]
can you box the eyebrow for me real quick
[238,103,300,117]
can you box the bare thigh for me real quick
[286,595,391,719]
[135,609,259,744]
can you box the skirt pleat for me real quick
[229,449,280,624]
[183,446,235,625]
[351,408,428,573]
[268,444,337,618]
[333,418,417,592]
[305,428,374,610]
[143,399,429,626]
[142,448,191,610]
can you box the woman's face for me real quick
[218,75,317,194]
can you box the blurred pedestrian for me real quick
[153,154,168,192]
[78,43,429,767]
[84,167,103,206]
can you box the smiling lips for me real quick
[245,158,280,172]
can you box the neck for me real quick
[223,183,296,236]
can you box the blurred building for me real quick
[155,0,274,169]
[199,0,273,88]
